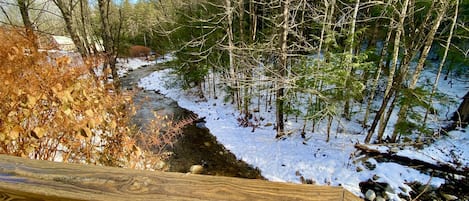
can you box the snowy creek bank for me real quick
[120,62,262,179]
[137,63,469,201]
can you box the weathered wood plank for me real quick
[343,189,362,201]
[0,154,362,201]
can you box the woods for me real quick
[158,0,468,143]
[0,0,467,164]
[37,0,469,142]
[2,0,466,144]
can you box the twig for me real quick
[411,174,433,201]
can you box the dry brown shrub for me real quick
[0,27,190,170]
[129,45,151,58]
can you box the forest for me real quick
[1,0,468,200]
[1,0,467,141]
[146,0,467,144]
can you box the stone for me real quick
[190,165,204,174]
[390,147,400,153]
[441,193,458,201]
[365,189,376,201]
[375,196,385,201]
[385,184,395,194]
[196,122,206,128]
[363,161,376,170]
[154,161,166,170]
[356,166,363,172]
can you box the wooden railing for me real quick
[0,154,362,201]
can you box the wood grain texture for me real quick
[0,154,362,201]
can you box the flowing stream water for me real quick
[120,63,263,179]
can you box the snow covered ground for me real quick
[116,58,156,76]
[120,57,468,200]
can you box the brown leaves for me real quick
[9,126,23,140]
[55,56,71,66]
[7,47,20,61]
[79,127,92,139]
[0,28,192,170]
[31,127,46,139]
[0,29,125,162]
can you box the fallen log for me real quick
[354,144,468,177]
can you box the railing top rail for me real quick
[0,154,362,201]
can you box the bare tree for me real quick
[362,0,394,129]
[78,0,95,54]
[365,0,410,143]
[17,0,37,45]
[274,0,290,137]
[225,0,240,109]
[391,0,449,142]
[342,0,360,120]
[97,0,122,89]
[53,0,88,56]
[365,0,452,143]
[423,0,459,126]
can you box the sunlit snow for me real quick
[116,57,468,200]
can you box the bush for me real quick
[0,27,189,170]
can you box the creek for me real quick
[120,62,469,200]
[120,63,263,179]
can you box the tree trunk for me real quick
[249,0,257,41]
[97,0,120,90]
[451,91,469,128]
[79,0,93,55]
[311,0,334,131]
[343,0,360,120]
[365,0,410,143]
[275,0,289,138]
[225,0,239,109]
[378,94,398,141]
[355,144,468,177]
[316,1,328,63]
[424,0,459,125]
[323,0,336,59]
[326,115,332,142]
[54,0,88,57]
[377,51,412,141]
[363,18,393,128]
[238,0,244,42]
[391,1,448,142]
[365,88,395,143]
[409,2,448,89]
[238,0,251,119]
[17,0,37,47]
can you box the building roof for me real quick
[51,35,74,46]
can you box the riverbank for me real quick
[119,58,262,179]
[138,66,468,200]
